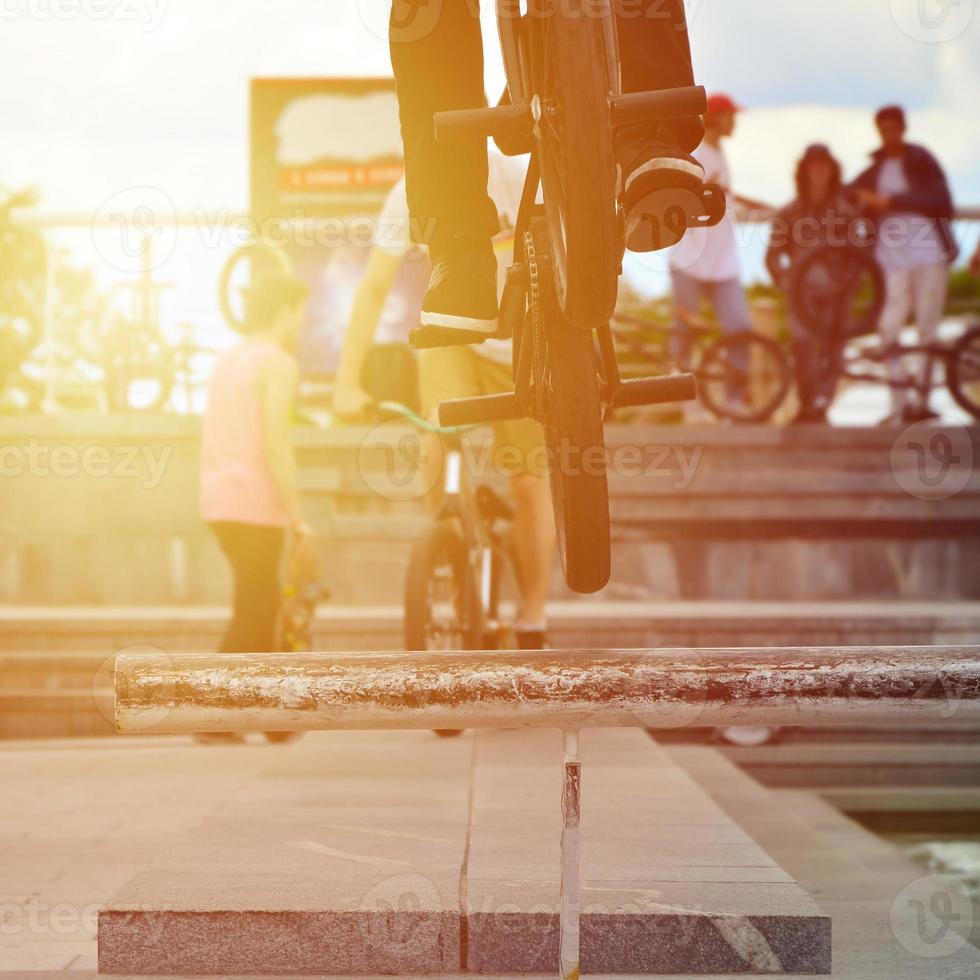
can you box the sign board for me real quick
[250,77,404,222]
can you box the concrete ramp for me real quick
[466,730,829,974]
[99,730,830,975]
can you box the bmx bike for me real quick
[417,0,725,595]
[612,311,793,424]
[790,242,980,419]
[372,401,520,658]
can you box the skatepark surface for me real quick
[1,730,978,979]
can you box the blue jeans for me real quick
[671,271,751,359]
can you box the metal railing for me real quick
[114,645,980,980]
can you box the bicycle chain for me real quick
[524,228,546,420]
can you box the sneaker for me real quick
[420,233,499,334]
[618,138,705,253]
[193,733,246,745]
[515,628,549,651]
[902,404,940,424]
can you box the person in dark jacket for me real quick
[766,144,858,424]
[852,105,958,424]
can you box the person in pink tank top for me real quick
[201,269,313,662]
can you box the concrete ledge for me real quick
[99,907,460,977]
[464,731,831,975]
[97,730,831,976]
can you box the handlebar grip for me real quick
[611,374,698,409]
[438,392,527,427]
[435,104,533,143]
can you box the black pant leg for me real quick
[212,522,285,654]
[615,0,704,152]
[389,0,499,243]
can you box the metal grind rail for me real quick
[114,645,980,980]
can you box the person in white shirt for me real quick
[333,150,555,650]
[853,105,958,424]
[668,94,752,366]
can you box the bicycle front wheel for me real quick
[530,0,619,329]
[527,222,611,595]
[947,325,980,421]
[404,522,480,652]
[698,331,792,424]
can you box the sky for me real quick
[2,0,979,212]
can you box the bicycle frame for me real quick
[433,2,704,429]
[434,435,517,643]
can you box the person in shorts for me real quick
[334,150,555,649]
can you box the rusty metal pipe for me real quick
[114,648,980,735]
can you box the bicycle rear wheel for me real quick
[529,0,619,329]
[404,521,480,652]
[219,242,293,332]
[527,221,611,594]
[947,325,980,421]
[698,331,792,424]
[790,245,884,340]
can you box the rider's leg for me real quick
[492,372,555,647]
[909,263,948,414]
[510,471,556,646]
[708,278,753,335]
[615,0,708,252]
[670,270,705,365]
[616,0,703,152]
[390,1,500,332]
[878,268,914,418]
[416,346,484,512]
[790,316,818,421]
[211,521,285,654]
[707,278,752,403]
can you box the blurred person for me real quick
[201,269,315,670]
[333,150,556,650]
[390,0,706,334]
[970,243,980,278]
[766,144,858,424]
[853,105,958,424]
[668,94,752,381]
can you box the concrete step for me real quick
[722,742,980,789]
[666,744,980,976]
[5,600,980,653]
[98,729,830,977]
[465,729,830,975]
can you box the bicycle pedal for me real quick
[410,326,493,350]
[695,182,726,228]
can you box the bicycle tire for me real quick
[790,245,885,340]
[530,0,619,329]
[218,242,293,333]
[103,327,176,413]
[404,521,480,652]
[697,330,792,424]
[527,220,611,594]
[947,324,980,421]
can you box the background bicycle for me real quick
[791,243,980,421]
[382,401,520,658]
[611,310,792,424]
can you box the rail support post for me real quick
[560,729,582,980]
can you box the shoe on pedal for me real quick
[420,233,499,335]
[618,138,705,254]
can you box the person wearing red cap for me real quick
[668,93,752,371]
[389,0,707,335]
